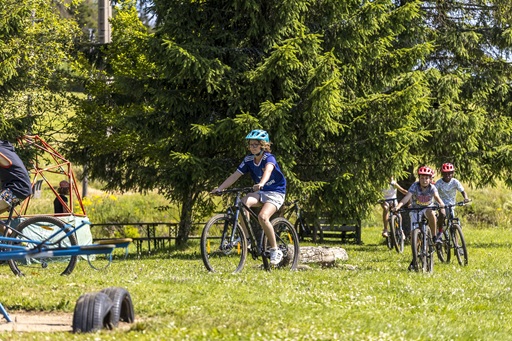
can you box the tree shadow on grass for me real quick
[467,242,511,249]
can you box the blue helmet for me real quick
[245,130,269,143]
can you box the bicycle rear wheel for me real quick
[295,218,310,241]
[7,216,78,277]
[436,229,451,263]
[391,215,404,253]
[451,224,468,266]
[200,214,247,274]
[262,217,300,271]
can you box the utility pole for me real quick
[98,0,112,44]
[81,0,112,198]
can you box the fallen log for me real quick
[298,246,348,266]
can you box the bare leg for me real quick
[240,193,261,238]
[258,202,278,249]
[381,202,389,235]
[425,209,437,238]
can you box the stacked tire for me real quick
[72,287,135,333]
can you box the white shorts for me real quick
[409,207,430,230]
[259,191,285,210]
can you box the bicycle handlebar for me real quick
[378,198,397,204]
[284,199,299,206]
[398,206,442,213]
[211,187,254,195]
[444,200,472,208]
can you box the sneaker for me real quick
[408,260,416,271]
[382,231,389,238]
[435,233,443,244]
[269,248,283,265]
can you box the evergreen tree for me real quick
[415,1,512,185]
[70,0,432,243]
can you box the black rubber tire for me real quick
[200,214,247,273]
[388,215,397,250]
[391,215,404,253]
[426,228,434,273]
[451,224,468,266]
[295,218,310,241]
[411,228,421,272]
[261,217,300,271]
[72,292,114,333]
[7,216,78,277]
[100,287,135,326]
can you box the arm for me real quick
[254,163,275,191]
[0,152,12,168]
[394,192,412,211]
[461,191,470,203]
[211,171,242,193]
[434,192,446,215]
[394,182,408,196]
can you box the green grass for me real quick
[0,225,511,340]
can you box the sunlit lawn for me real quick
[0,225,511,340]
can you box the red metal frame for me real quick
[15,135,86,217]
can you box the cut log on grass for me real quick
[299,246,348,266]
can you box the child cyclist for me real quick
[381,177,408,238]
[211,130,286,265]
[0,140,32,218]
[435,163,470,241]
[392,166,445,269]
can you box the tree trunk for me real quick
[176,192,195,247]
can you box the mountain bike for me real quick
[200,187,300,273]
[436,201,469,266]
[282,200,312,241]
[402,206,439,273]
[379,198,404,253]
[0,205,117,276]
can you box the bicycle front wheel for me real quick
[7,216,78,277]
[411,227,433,273]
[411,228,422,272]
[200,214,247,274]
[391,215,404,253]
[451,224,468,266]
[262,217,300,271]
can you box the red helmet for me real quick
[417,166,433,176]
[441,163,455,173]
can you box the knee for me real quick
[258,212,271,223]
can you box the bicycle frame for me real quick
[0,205,118,271]
[227,190,265,256]
[2,219,91,252]
[436,201,469,266]
[402,206,438,272]
[380,198,403,252]
[283,200,310,240]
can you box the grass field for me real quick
[0,224,510,340]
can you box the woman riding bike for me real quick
[211,130,287,265]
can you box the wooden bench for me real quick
[313,217,362,244]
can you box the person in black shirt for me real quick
[54,180,70,214]
[0,140,32,215]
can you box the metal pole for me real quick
[98,0,112,44]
